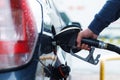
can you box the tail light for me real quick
[0,0,38,70]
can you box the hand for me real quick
[76,28,98,50]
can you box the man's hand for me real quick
[77,28,98,50]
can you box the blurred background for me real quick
[53,0,120,80]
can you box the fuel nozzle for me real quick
[54,25,101,65]
[54,26,81,53]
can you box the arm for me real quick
[77,0,120,50]
[89,0,120,35]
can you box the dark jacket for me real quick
[88,0,120,35]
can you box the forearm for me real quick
[88,0,120,35]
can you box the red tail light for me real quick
[0,0,38,69]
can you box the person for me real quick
[77,0,120,50]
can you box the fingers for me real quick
[81,44,91,50]
[76,29,93,51]
[77,32,90,50]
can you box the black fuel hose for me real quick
[81,38,120,54]
[106,43,120,54]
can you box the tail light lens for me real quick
[0,0,38,69]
